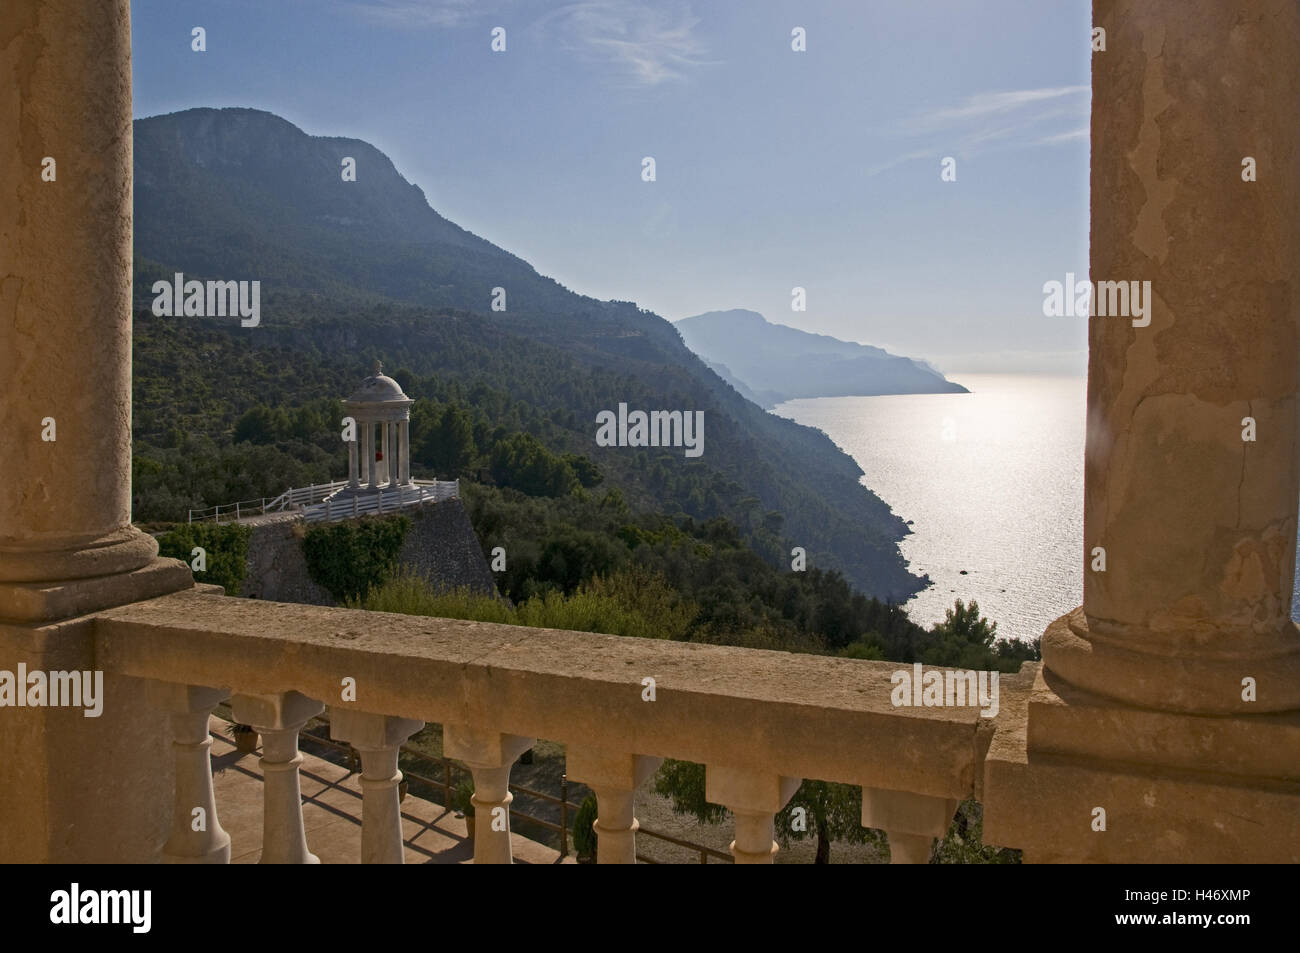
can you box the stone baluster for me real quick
[566,749,662,864]
[443,726,535,864]
[147,681,232,864]
[861,787,956,864]
[330,711,424,863]
[705,766,800,864]
[231,691,324,864]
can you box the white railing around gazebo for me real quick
[186,479,458,524]
[301,479,460,523]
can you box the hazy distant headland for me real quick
[676,309,968,408]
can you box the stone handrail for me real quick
[93,585,1029,864]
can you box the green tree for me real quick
[777,781,884,864]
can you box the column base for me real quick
[1043,608,1300,713]
[0,526,159,585]
[983,660,1300,863]
[0,556,193,624]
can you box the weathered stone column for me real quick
[443,725,534,864]
[330,710,423,864]
[0,0,190,619]
[232,691,324,864]
[985,1,1300,864]
[705,766,799,864]
[1043,0,1300,714]
[566,748,661,864]
[347,432,359,489]
[0,0,190,862]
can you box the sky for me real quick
[131,0,1092,375]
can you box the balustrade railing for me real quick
[186,479,458,524]
[93,585,1021,865]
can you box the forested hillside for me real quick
[132,106,923,601]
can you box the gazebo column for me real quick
[0,0,192,861]
[381,420,390,486]
[399,419,411,485]
[366,420,377,489]
[984,0,1300,864]
[386,421,399,488]
[347,428,359,489]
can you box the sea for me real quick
[776,374,1300,645]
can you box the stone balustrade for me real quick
[92,585,1024,863]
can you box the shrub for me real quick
[158,522,251,595]
[302,514,411,602]
[452,776,475,817]
[358,565,697,641]
[572,794,598,859]
[354,571,515,622]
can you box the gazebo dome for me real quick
[346,361,408,404]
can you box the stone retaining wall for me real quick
[237,499,496,605]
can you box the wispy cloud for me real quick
[1035,125,1089,145]
[338,0,507,28]
[534,1,711,86]
[911,86,1088,129]
[338,0,710,87]
[868,85,1090,175]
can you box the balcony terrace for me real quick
[1,0,1298,865]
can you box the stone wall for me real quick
[238,513,334,605]
[397,499,499,597]
[237,499,497,605]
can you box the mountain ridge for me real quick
[130,106,927,601]
[675,309,969,406]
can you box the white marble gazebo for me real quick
[343,360,414,492]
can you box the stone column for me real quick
[861,788,956,865]
[1043,0,1300,714]
[366,421,377,489]
[232,691,324,864]
[387,421,399,488]
[379,420,390,486]
[148,682,232,864]
[0,0,191,862]
[347,428,359,489]
[566,749,662,864]
[705,766,800,864]
[443,726,534,864]
[399,419,411,485]
[0,0,160,592]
